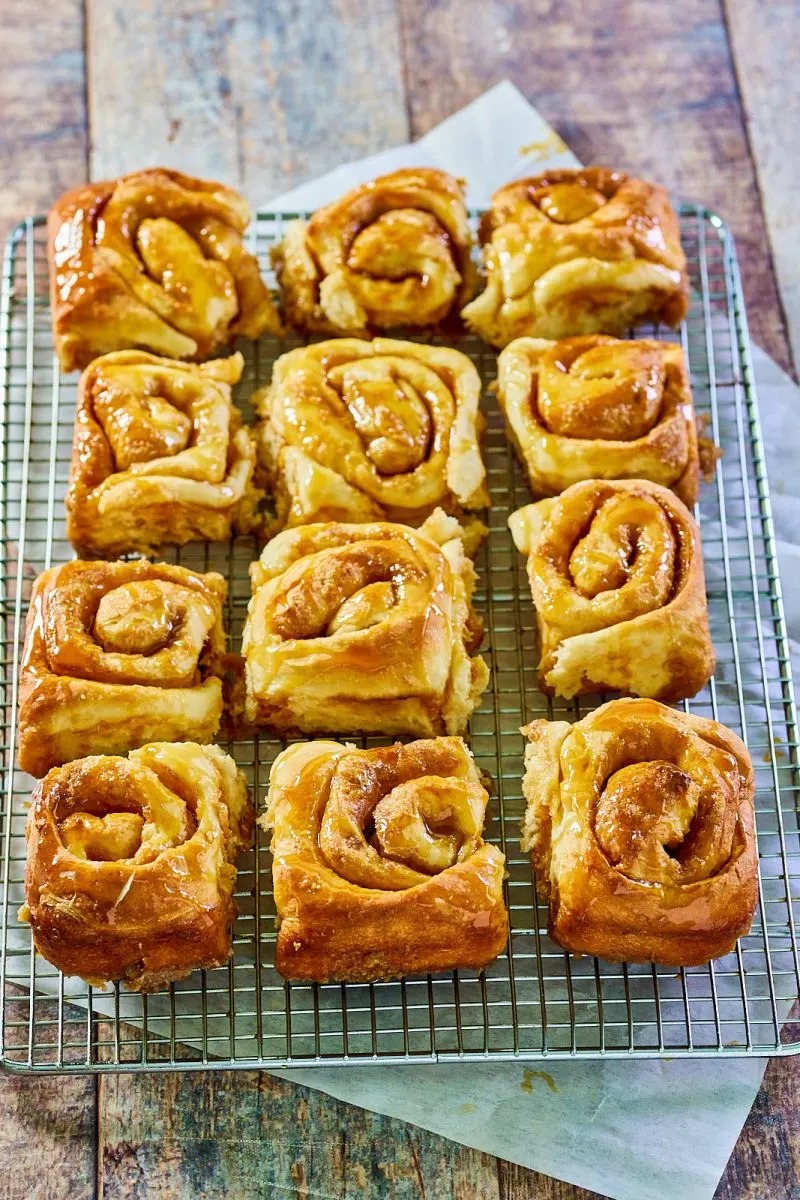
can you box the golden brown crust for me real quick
[242,509,489,736]
[48,169,282,373]
[254,337,488,535]
[509,479,714,701]
[23,742,253,991]
[521,699,758,966]
[263,737,508,982]
[273,167,476,334]
[497,335,700,506]
[66,350,263,556]
[18,560,227,777]
[462,167,690,348]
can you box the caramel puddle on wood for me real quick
[521,1068,558,1094]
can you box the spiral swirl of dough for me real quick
[256,338,487,532]
[243,509,488,736]
[580,704,747,886]
[48,168,281,372]
[273,168,475,334]
[525,483,687,632]
[263,736,508,981]
[41,561,224,687]
[17,560,228,777]
[23,742,253,991]
[498,335,699,504]
[318,740,490,889]
[509,479,714,700]
[520,699,757,965]
[461,167,689,347]
[66,350,261,556]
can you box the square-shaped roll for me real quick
[273,167,476,335]
[48,167,282,373]
[497,335,700,506]
[242,509,489,736]
[521,699,758,966]
[263,736,508,981]
[18,560,227,777]
[462,168,689,348]
[66,350,263,557]
[509,479,715,701]
[254,337,488,537]
[22,742,253,991]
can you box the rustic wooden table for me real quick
[1,2,799,1197]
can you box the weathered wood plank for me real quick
[0,0,88,245]
[99,1071,506,1199]
[498,1162,601,1200]
[397,0,793,374]
[85,0,409,198]
[724,0,800,375]
[0,8,96,1196]
[715,1041,800,1198]
[0,1069,96,1200]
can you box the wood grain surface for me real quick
[0,2,798,1198]
[724,0,800,376]
[85,0,409,190]
[0,0,87,232]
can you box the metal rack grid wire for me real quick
[0,206,798,1073]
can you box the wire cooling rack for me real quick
[0,207,798,1073]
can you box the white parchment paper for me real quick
[266,82,800,1200]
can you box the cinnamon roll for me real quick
[498,335,700,506]
[462,168,689,348]
[273,168,475,334]
[66,350,262,556]
[22,742,253,991]
[255,337,488,538]
[242,508,488,736]
[509,479,714,701]
[18,560,227,777]
[48,168,282,373]
[521,699,757,965]
[263,736,508,981]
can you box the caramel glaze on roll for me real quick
[242,508,488,737]
[521,699,758,966]
[66,350,263,557]
[509,478,714,701]
[48,168,282,372]
[255,337,488,546]
[263,736,508,982]
[273,167,476,335]
[22,742,253,991]
[18,560,227,777]
[462,168,689,348]
[497,335,700,506]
